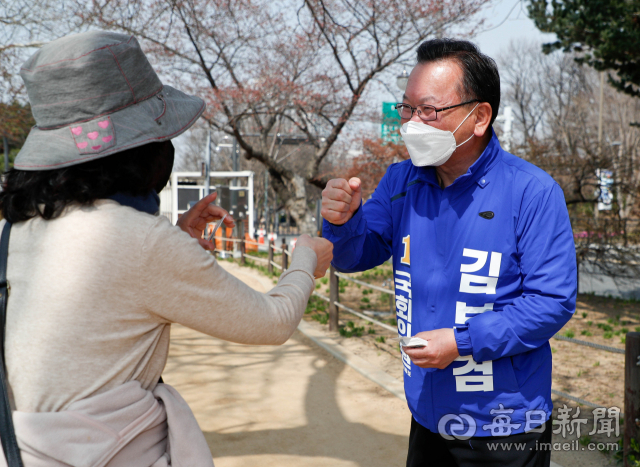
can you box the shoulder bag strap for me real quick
[0,222,23,467]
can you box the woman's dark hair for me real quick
[416,38,500,126]
[0,141,174,223]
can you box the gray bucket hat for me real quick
[15,30,205,170]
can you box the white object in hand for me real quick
[207,214,226,242]
[397,336,429,348]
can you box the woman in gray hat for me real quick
[0,31,332,466]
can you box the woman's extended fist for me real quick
[296,234,333,279]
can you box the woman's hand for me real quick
[296,234,333,279]
[176,192,235,250]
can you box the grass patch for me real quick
[375,336,386,344]
[563,329,575,338]
[339,321,364,337]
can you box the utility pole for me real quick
[2,135,8,173]
[598,71,604,154]
[204,128,211,196]
[264,170,269,231]
[231,138,238,187]
[495,106,513,152]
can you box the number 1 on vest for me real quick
[401,235,410,265]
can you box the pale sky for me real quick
[473,0,556,59]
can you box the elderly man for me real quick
[321,39,576,466]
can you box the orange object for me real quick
[245,232,259,252]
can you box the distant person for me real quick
[0,30,332,466]
[322,38,576,467]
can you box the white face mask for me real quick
[400,103,480,167]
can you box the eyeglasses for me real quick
[395,99,479,122]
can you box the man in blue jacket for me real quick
[322,39,576,466]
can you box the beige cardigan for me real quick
[5,200,317,413]
[3,381,214,467]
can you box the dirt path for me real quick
[162,260,411,467]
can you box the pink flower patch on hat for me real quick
[70,116,116,155]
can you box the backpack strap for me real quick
[0,222,23,467]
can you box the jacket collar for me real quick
[417,128,503,190]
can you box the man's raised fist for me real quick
[321,177,362,226]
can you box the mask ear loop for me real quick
[453,102,480,148]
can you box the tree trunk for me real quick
[283,174,316,235]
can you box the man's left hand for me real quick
[403,328,460,369]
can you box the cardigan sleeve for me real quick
[139,217,317,345]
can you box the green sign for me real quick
[381,102,401,143]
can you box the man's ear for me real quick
[473,102,493,138]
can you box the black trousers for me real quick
[406,418,552,467]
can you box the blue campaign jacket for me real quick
[323,131,577,437]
